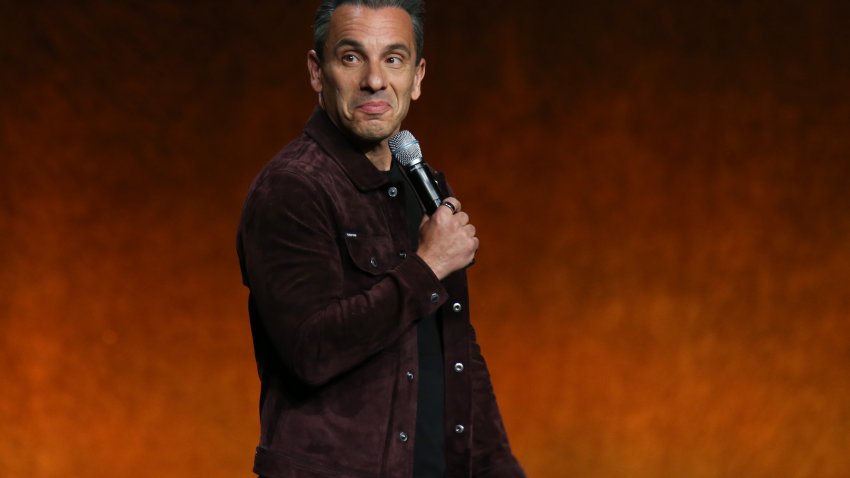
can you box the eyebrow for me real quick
[333,38,412,57]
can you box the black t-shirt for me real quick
[386,162,445,477]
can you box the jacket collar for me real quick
[304,107,389,191]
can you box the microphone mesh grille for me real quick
[388,130,422,167]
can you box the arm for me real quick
[240,169,445,386]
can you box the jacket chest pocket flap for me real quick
[342,233,399,276]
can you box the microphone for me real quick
[388,130,445,214]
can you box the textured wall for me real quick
[2,1,849,476]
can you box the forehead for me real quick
[326,5,415,51]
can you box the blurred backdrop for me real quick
[2,1,849,476]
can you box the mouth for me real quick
[356,101,391,115]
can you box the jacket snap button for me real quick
[406,371,414,381]
[452,302,462,312]
[454,424,465,434]
[454,362,464,373]
[388,186,398,197]
[370,257,378,268]
[399,431,408,442]
[430,292,439,303]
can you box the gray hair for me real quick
[313,0,425,62]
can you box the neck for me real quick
[320,108,394,171]
[362,141,392,172]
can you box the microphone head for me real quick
[388,130,423,167]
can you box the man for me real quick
[237,1,524,476]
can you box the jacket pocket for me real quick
[341,232,399,276]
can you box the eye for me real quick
[341,53,360,64]
[386,56,403,66]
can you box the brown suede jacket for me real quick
[237,108,524,478]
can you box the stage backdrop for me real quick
[2,1,849,477]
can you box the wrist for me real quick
[416,251,447,280]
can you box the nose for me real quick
[361,60,387,92]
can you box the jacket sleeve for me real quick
[239,168,446,386]
[469,323,526,477]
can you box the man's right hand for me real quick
[416,197,479,280]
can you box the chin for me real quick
[352,122,397,143]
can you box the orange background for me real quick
[2,2,850,477]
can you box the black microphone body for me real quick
[388,130,446,215]
[404,160,444,214]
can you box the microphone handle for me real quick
[406,161,444,214]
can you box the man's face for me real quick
[308,5,425,146]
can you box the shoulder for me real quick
[239,134,344,231]
[247,133,342,202]
[261,134,331,184]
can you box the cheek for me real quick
[323,70,351,95]
[337,82,359,105]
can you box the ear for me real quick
[307,50,323,94]
[410,58,426,101]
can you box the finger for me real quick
[454,211,470,226]
[442,197,461,214]
[431,202,453,220]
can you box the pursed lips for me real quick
[356,100,391,115]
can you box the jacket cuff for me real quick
[389,253,448,317]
